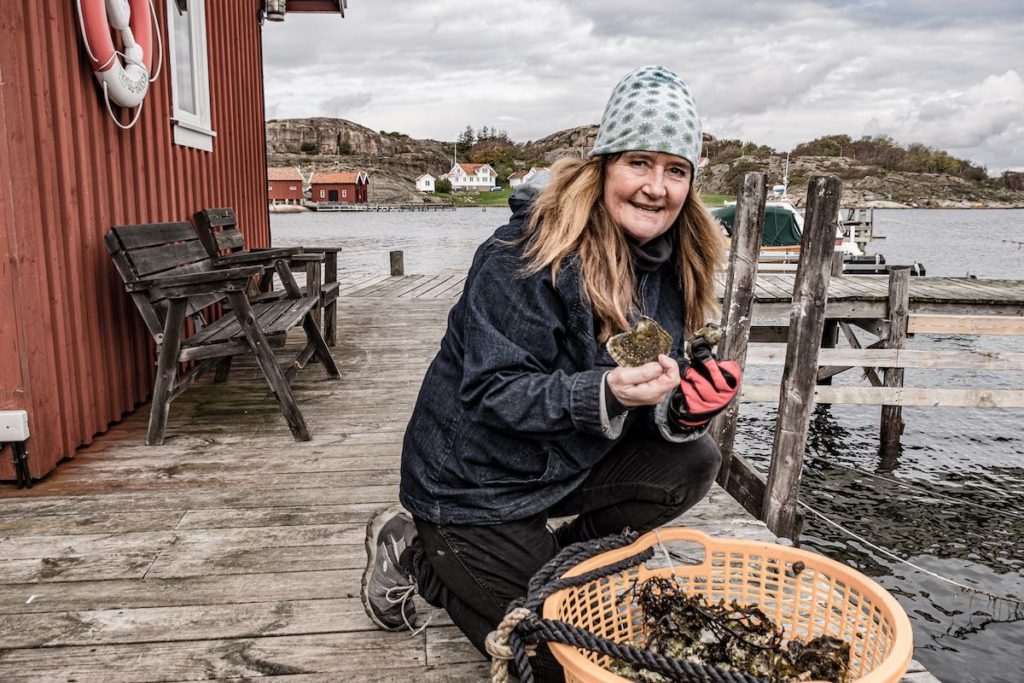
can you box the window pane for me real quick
[172,7,196,114]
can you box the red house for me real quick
[309,171,369,204]
[0,1,348,483]
[268,167,305,205]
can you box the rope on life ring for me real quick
[76,0,163,129]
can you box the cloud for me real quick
[260,0,1024,170]
[320,92,373,117]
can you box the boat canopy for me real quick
[712,204,803,247]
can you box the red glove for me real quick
[672,357,741,428]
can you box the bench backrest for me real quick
[194,207,246,258]
[104,222,222,338]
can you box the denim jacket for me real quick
[399,195,699,525]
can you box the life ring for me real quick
[77,0,156,110]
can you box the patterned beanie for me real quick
[590,65,702,177]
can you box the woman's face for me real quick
[603,151,691,244]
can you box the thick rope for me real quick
[487,531,767,683]
[487,607,532,683]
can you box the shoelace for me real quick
[385,533,432,636]
[385,583,432,636]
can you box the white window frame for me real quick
[166,0,216,151]
[320,189,325,198]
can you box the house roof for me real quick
[509,170,527,180]
[452,162,495,175]
[416,174,435,181]
[268,167,303,181]
[310,171,368,184]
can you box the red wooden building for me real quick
[0,1,348,482]
[309,171,369,204]
[268,167,305,204]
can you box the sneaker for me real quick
[361,504,419,631]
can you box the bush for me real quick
[1003,171,1024,191]
[300,142,319,154]
[337,141,352,155]
[434,178,452,194]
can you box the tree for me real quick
[458,125,476,148]
[434,178,452,194]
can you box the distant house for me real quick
[415,173,435,193]
[508,170,528,188]
[268,167,304,205]
[523,166,546,184]
[442,162,497,191]
[309,171,368,204]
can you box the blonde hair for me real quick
[520,157,726,342]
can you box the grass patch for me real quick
[445,188,514,207]
[700,193,734,207]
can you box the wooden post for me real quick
[390,250,404,276]
[817,253,845,387]
[713,172,767,494]
[880,266,910,459]
[324,250,338,347]
[763,175,843,541]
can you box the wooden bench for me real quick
[194,208,341,346]
[105,221,340,445]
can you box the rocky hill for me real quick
[700,155,1024,208]
[266,117,1024,207]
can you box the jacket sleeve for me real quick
[459,247,610,439]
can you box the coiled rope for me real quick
[486,531,766,683]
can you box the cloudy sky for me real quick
[262,1,1024,172]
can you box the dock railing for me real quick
[713,173,1024,541]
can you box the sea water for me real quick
[272,207,1024,682]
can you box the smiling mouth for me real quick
[630,202,663,213]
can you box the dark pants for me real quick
[403,432,721,682]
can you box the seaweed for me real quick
[611,577,851,683]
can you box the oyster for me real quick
[607,317,673,367]
[684,322,726,358]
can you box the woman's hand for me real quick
[607,355,680,407]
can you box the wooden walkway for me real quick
[0,277,955,681]
[337,270,1024,317]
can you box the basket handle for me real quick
[560,526,715,579]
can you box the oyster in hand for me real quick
[606,317,672,367]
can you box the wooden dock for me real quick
[0,270,962,680]
[308,202,455,212]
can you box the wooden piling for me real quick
[880,266,911,458]
[762,175,843,541]
[390,250,405,276]
[713,172,767,507]
[817,253,845,387]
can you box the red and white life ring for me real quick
[77,0,157,110]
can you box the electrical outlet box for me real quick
[0,410,30,442]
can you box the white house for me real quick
[442,162,498,191]
[523,166,546,184]
[415,173,435,192]
[508,170,527,188]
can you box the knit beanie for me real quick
[590,65,702,177]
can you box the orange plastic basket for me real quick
[542,527,913,683]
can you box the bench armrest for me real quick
[127,265,265,296]
[289,253,327,263]
[214,247,303,266]
[299,246,343,254]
